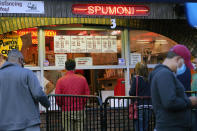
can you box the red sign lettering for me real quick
[72,4,149,16]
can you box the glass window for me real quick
[44,69,125,96]
[129,30,178,65]
[44,30,123,66]
[14,28,39,67]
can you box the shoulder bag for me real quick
[129,75,138,120]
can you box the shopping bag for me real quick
[129,75,139,120]
[129,101,138,119]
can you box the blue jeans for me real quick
[134,108,152,131]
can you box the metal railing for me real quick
[42,91,197,131]
[46,94,103,131]
[103,96,154,131]
[44,95,154,131]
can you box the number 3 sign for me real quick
[111,19,116,29]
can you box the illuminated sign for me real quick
[16,29,56,44]
[72,4,149,16]
[16,30,56,37]
[0,32,22,56]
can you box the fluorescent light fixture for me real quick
[136,41,150,44]
[155,40,166,42]
[137,39,150,41]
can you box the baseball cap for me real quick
[170,44,194,69]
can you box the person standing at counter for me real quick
[129,62,152,131]
[55,59,90,131]
[0,49,50,131]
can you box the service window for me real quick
[44,30,123,66]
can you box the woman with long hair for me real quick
[129,62,152,131]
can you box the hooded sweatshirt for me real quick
[0,62,50,130]
[149,64,192,129]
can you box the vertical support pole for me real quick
[46,98,49,131]
[38,27,48,130]
[121,30,125,59]
[38,27,45,88]
[124,29,130,96]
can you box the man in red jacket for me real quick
[55,59,90,131]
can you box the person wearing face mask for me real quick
[149,44,197,131]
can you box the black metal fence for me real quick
[44,94,154,131]
[46,95,103,131]
[42,91,197,131]
[103,96,154,131]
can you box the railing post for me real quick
[102,98,109,131]
[46,104,49,131]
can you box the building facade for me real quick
[0,0,197,96]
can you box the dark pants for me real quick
[192,109,197,131]
[156,127,189,131]
[134,109,152,131]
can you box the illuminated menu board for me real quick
[54,36,70,53]
[101,36,117,53]
[86,36,102,53]
[54,35,117,53]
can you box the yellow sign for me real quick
[0,32,22,56]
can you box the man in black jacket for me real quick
[149,44,197,131]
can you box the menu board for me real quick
[54,35,117,53]
[102,36,117,53]
[71,36,86,53]
[55,54,67,67]
[54,36,70,53]
[86,36,102,53]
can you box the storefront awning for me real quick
[0,17,197,55]
[0,17,118,34]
